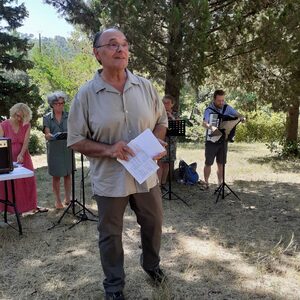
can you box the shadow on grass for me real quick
[1,176,299,299]
[247,156,300,173]
[161,179,300,299]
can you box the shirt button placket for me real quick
[122,94,131,138]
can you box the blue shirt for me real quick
[203,102,238,123]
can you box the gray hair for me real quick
[47,91,67,108]
[93,27,122,48]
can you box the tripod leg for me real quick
[68,217,85,230]
[71,150,76,215]
[222,142,226,200]
[224,183,241,201]
[168,142,172,201]
[171,191,190,206]
[79,154,98,218]
[161,141,173,201]
[74,200,98,218]
[222,182,225,199]
[215,183,223,203]
[55,201,74,225]
[214,183,222,195]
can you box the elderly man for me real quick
[67,28,168,300]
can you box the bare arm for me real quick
[152,124,168,160]
[70,139,134,161]
[72,124,167,161]
[44,127,53,141]
[0,124,3,137]
[202,120,210,129]
[153,124,167,141]
[236,112,246,122]
[202,120,218,131]
[17,124,31,163]
[71,125,167,162]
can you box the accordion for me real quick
[0,138,13,174]
[206,113,222,143]
[206,114,239,143]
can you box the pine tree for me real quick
[44,1,279,106]
[208,0,300,155]
[44,0,298,153]
[0,0,42,122]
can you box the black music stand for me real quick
[162,120,189,206]
[214,118,241,203]
[49,151,97,230]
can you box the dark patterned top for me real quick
[160,111,179,162]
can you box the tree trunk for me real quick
[285,98,299,155]
[164,1,185,177]
[164,64,182,110]
[164,0,184,112]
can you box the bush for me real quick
[29,128,46,155]
[184,122,205,143]
[233,111,285,143]
[266,139,300,158]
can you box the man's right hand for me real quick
[109,141,135,161]
[210,125,218,132]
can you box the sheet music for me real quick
[117,129,165,184]
[131,128,166,158]
[220,118,240,139]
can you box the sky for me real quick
[18,0,74,38]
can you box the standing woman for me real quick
[157,95,178,187]
[43,91,72,209]
[0,103,46,214]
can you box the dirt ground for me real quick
[0,143,299,300]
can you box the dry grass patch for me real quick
[1,143,299,299]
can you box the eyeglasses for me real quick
[53,102,64,106]
[95,42,130,51]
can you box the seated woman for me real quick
[43,91,72,209]
[0,103,48,214]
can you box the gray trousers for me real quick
[94,185,163,293]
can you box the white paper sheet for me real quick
[131,128,166,158]
[117,129,165,184]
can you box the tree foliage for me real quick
[44,0,299,155]
[43,1,283,101]
[29,31,99,108]
[0,0,42,122]
[207,0,300,155]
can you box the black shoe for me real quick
[144,267,167,284]
[105,291,125,300]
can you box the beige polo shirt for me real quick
[67,69,168,197]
